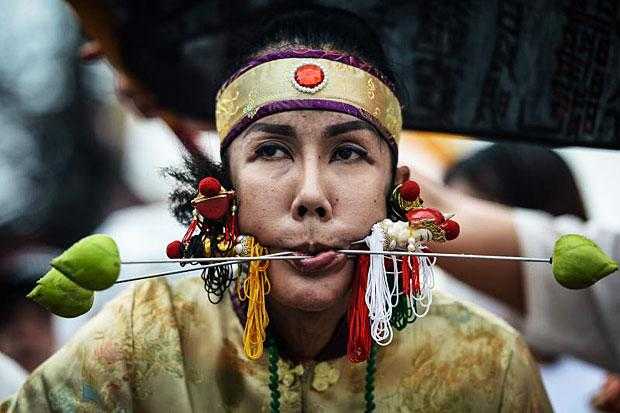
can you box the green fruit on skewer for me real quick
[27,268,94,318]
[50,234,120,291]
[552,234,619,289]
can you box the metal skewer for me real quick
[338,250,552,263]
[120,249,551,266]
[116,252,310,284]
[116,265,211,284]
[121,251,310,265]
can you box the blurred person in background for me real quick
[0,0,123,253]
[416,144,620,411]
[442,143,614,412]
[0,250,59,372]
[0,0,139,372]
[443,143,587,317]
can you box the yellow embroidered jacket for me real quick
[1,277,552,412]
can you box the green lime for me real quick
[51,234,120,290]
[552,234,618,289]
[27,268,94,318]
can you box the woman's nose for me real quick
[291,165,333,222]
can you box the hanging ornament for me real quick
[237,236,271,360]
[364,224,394,346]
[348,254,371,362]
[165,176,241,303]
[391,179,423,218]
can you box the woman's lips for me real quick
[288,250,347,275]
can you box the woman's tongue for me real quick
[298,250,338,273]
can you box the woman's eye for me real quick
[332,145,367,162]
[255,143,289,160]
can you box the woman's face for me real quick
[227,110,405,313]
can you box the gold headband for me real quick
[215,56,402,148]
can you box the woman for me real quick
[2,6,551,412]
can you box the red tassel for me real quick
[182,219,198,244]
[400,256,409,295]
[412,256,421,295]
[224,209,238,242]
[347,255,371,363]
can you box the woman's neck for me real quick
[268,297,349,361]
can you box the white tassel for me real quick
[412,253,435,317]
[364,224,394,346]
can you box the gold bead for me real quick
[203,238,212,256]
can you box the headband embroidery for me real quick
[215,49,403,153]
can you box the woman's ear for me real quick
[395,165,410,185]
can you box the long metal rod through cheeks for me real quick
[120,251,308,265]
[116,253,309,284]
[338,250,552,263]
[120,250,551,266]
[115,250,551,284]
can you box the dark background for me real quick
[108,0,619,149]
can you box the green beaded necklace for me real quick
[266,339,377,413]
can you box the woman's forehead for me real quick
[241,110,378,138]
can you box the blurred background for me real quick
[0,1,619,411]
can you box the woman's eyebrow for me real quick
[244,122,296,137]
[325,120,375,137]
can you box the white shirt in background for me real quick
[515,209,620,373]
[0,353,27,400]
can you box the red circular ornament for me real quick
[166,240,183,259]
[294,64,325,89]
[195,196,230,221]
[406,208,445,225]
[399,180,420,202]
[440,220,460,240]
[199,177,221,197]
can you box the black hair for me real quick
[118,3,402,120]
[123,4,402,224]
[444,143,587,220]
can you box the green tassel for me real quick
[390,294,417,331]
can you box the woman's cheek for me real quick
[235,171,292,235]
[330,171,388,223]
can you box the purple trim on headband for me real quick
[221,48,397,93]
[220,99,398,156]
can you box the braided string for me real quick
[238,238,271,360]
[267,338,281,413]
[365,344,378,412]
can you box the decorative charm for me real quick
[391,180,423,217]
[237,236,271,360]
[166,177,239,303]
[292,63,327,93]
[347,179,460,362]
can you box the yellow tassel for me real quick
[237,237,270,360]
